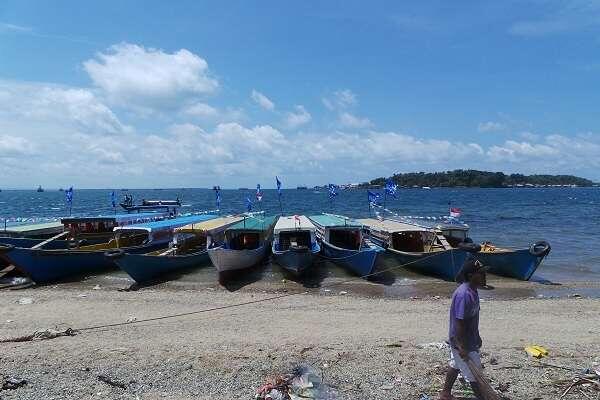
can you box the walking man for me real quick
[439,259,487,400]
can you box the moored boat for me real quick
[359,218,472,281]
[272,215,320,275]
[208,214,277,280]
[433,221,551,280]
[120,195,181,214]
[0,221,67,268]
[309,214,383,277]
[107,215,241,283]
[0,212,171,283]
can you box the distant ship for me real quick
[238,187,249,190]
[58,188,64,192]
[296,186,308,190]
[36,185,44,192]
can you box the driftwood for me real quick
[465,358,501,400]
[560,377,600,399]
[0,328,76,343]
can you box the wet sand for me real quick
[2,268,600,399]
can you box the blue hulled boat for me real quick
[433,222,551,280]
[0,212,177,284]
[272,215,320,275]
[108,215,241,283]
[359,218,472,281]
[309,214,383,276]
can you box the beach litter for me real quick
[16,297,33,305]
[417,342,449,350]
[524,345,548,359]
[2,377,27,390]
[255,365,336,399]
[97,374,128,389]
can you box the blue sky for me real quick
[1,1,600,188]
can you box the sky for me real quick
[1,0,600,188]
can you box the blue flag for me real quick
[368,190,381,205]
[245,197,253,212]
[276,176,282,196]
[215,186,221,209]
[110,191,116,208]
[65,187,73,204]
[385,179,398,198]
[328,183,338,199]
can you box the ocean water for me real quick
[1,187,599,281]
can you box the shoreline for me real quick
[2,286,599,399]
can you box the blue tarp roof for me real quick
[114,214,218,233]
[61,212,167,224]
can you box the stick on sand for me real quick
[466,358,501,400]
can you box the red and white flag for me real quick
[450,207,462,218]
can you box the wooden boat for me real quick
[271,215,320,275]
[433,222,551,280]
[0,221,66,268]
[107,215,242,283]
[309,214,383,276]
[359,218,471,281]
[207,215,277,279]
[0,212,170,283]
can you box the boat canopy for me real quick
[274,215,315,234]
[227,215,277,232]
[114,214,217,234]
[1,221,64,236]
[358,218,429,233]
[61,212,166,226]
[175,215,244,234]
[309,214,362,228]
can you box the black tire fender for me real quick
[529,241,551,257]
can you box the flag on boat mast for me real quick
[450,207,462,218]
[275,176,283,213]
[328,183,338,199]
[110,191,116,213]
[368,190,381,206]
[256,184,263,202]
[214,186,221,210]
[65,186,74,216]
[384,179,398,198]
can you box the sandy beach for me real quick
[2,282,599,400]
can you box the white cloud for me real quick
[477,121,505,133]
[284,105,311,129]
[0,135,37,157]
[182,102,219,118]
[0,22,32,33]
[508,1,600,37]
[322,89,357,110]
[83,43,218,108]
[339,112,373,129]
[251,90,275,111]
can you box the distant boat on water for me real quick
[58,188,64,192]
[36,185,44,192]
[296,186,308,190]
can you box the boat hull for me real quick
[387,248,470,281]
[476,249,546,280]
[320,240,380,276]
[112,250,210,283]
[0,242,165,283]
[208,243,269,276]
[272,243,320,275]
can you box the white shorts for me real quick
[449,348,481,383]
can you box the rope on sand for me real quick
[1,252,448,344]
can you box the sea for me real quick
[1,187,599,284]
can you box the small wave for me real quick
[182,204,192,207]
[50,207,61,210]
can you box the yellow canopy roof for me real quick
[175,215,243,234]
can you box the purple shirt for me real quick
[448,283,481,352]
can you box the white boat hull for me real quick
[207,243,269,273]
